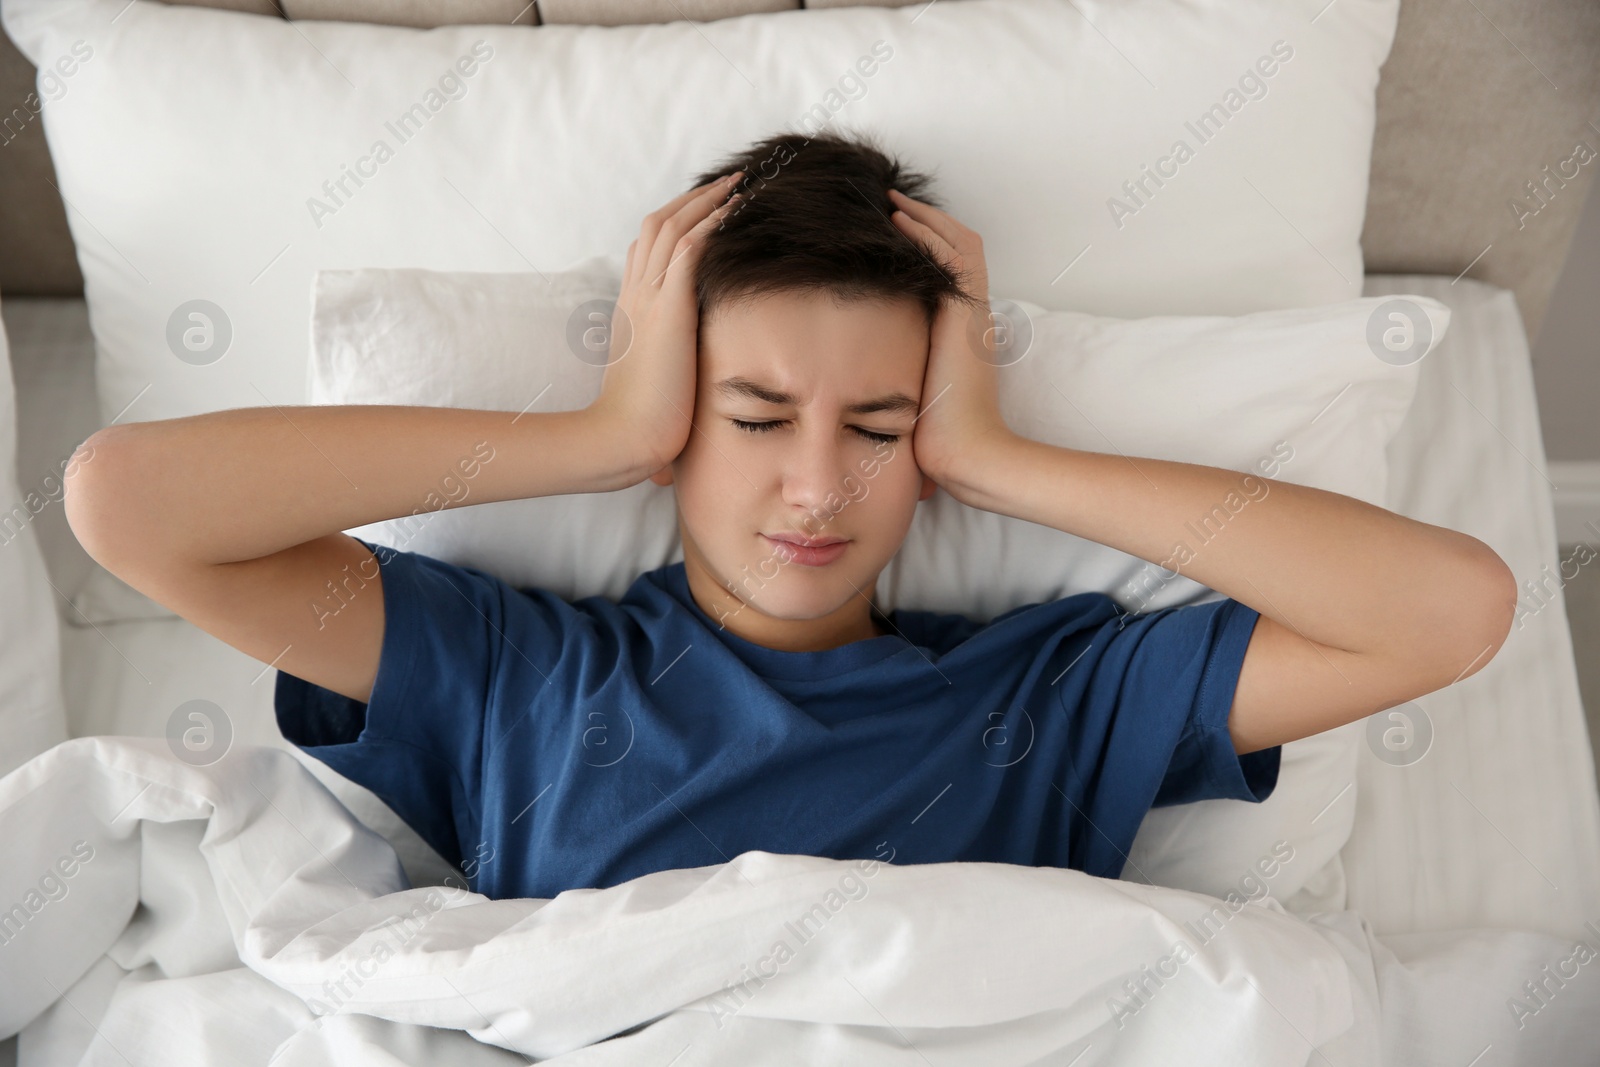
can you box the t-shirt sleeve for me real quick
[1054,594,1281,875]
[273,537,570,872]
[1138,597,1280,808]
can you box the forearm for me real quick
[949,433,1512,661]
[66,404,643,568]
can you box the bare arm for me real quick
[68,405,640,570]
[64,406,641,704]
[942,438,1518,754]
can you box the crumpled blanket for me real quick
[0,736,1578,1065]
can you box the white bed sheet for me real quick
[1351,274,1600,939]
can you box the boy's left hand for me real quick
[888,188,1014,502]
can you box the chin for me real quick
[743,589,856,626]
[726,552,866,616]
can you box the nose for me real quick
[780,424,854,524]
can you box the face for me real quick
[649,290,937,652]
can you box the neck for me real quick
[681,549,886,652]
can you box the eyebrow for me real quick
[713,376,921,417]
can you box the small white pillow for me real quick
[311,262,1448,907]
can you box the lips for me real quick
[761,532,851,567]
[765,533,848,548]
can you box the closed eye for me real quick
[730,418,900,445]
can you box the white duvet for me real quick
[2,738,1594,1065]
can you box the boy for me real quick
[63,131,1516,902]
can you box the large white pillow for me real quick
[310,261,1449,908]
[4,0,1398,431]
[0,304,71,780]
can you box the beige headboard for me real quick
[2,0,1596,345]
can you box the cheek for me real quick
[859,443,919,492]
[835,458,912,524]
[839,472,870,507]
[673,439,751,526]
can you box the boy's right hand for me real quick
[588,171,745,482]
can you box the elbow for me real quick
[1442,539,1517,685]
[62,425,137,568]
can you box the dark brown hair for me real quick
[687,129,987,330]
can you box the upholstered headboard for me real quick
[1,0,1596,344]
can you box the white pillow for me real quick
[4,0,1399,430]
[311,261,1449,907]
[0,304,72,780]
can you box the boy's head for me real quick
[647,130,986,649]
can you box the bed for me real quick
[2,0,1599,1062]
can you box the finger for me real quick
[644,173,744,288]
[623,239,638,288]
[645,171,743,285]
[653,193,743,291]
[888,188,969,255]
[890,208,961,274]
[631,173,740,288]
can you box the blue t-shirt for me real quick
[275,538,1279,900]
